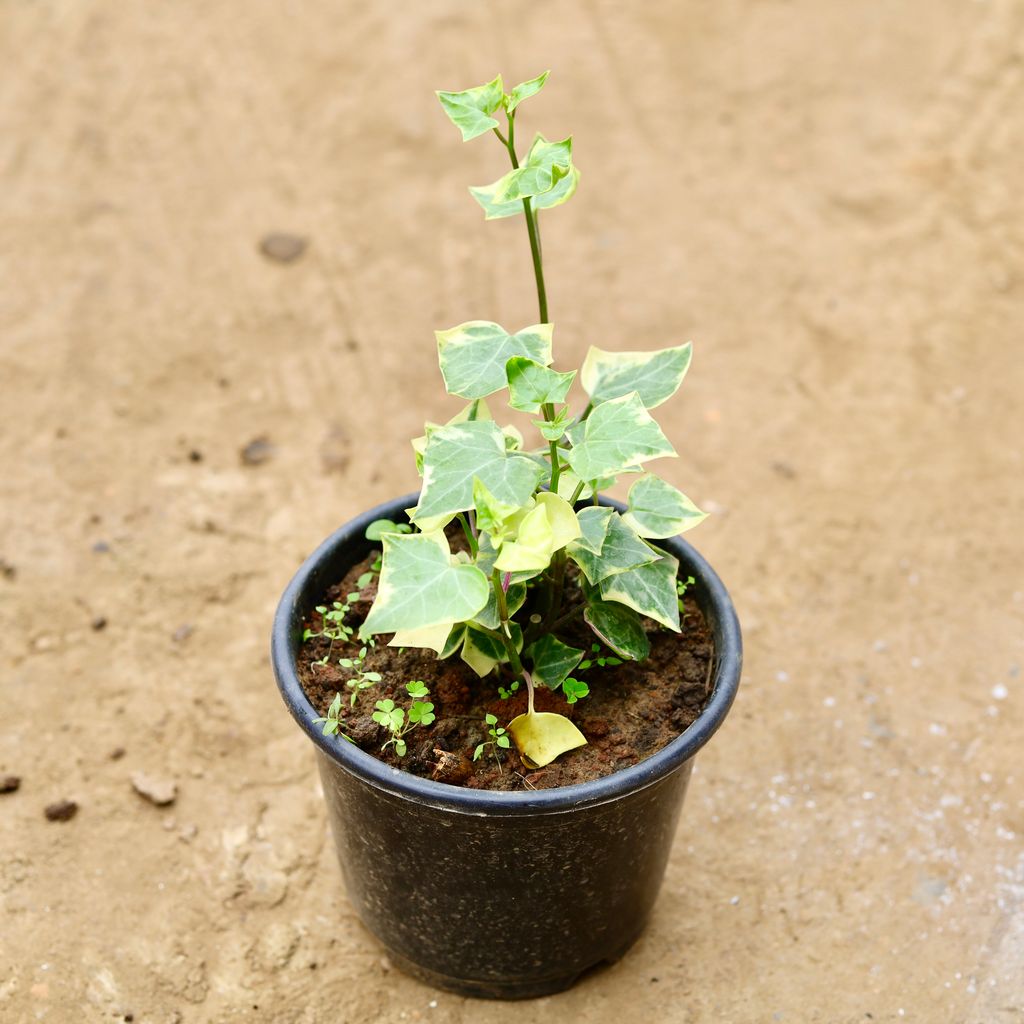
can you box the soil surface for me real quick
[3,3,1023,1022]
[298,552,713,790]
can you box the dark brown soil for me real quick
[297,549,714,791]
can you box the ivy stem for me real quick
[456,512,477,556]
[491,569,535,714]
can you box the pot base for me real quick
[380,927,644,1000]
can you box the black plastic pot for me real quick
[271,493,742,999]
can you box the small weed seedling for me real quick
[473,713,511,772]
[372,682,437,757]
[313,693,352,742]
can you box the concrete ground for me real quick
[2,2,1022,1021]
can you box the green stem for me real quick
[491,570,535,713]
[456,512,477,556]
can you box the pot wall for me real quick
[317,749,694,998]
[272,493,742,999]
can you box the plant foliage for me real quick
[336,73,707,768]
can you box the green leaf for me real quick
[436,75,504,141]
[472,476,520,536]
[361,531,489,636]
[506,358,576,413]
[436,321,553,400]
[505,70,549,113]
[600,551,681,632]
[461,623,522,677]
[583,598,650,661]
[413,421,545,523]
[527,635,584,689]
[621,474,707,539]
[569,505,614,556]
[581,342,692,409]
[567,510,657,584]
[473,581,526,631]
[491,136,574,204]
[469,134,580,219]
[507,710,587,768]
[562,677,590,704]
[365,519,410,541]
[564,392,676,482]
[535,407,572,442]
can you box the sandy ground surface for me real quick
[2,1,1023,1021]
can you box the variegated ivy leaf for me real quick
[583,598,650,661]
[506,357,576,413]
[567,510,657,584]
[389,620,454,654]
[505,70,549,113]
[413,420,544,523]
[535,407,572,442]
[475,532,544,585]
[472,477,519,536]
[621,474,707,539]
[527,634,584,690]
[600,551,681,632]
[492,136,573,204]
[581,342,692,409]
[461,622,523,677]
[412,399,491,475]
[563,392,676,482]
[494,492,580,573]
[570,505,614,556]
[507,710,587,768]
[361,531,489,637]
[436,76,504,141]
[437,321,553,400]
[473,581,526,631]
[469,135,580,220]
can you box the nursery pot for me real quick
[271,493,742,1000]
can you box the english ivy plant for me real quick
[359,72,707,769]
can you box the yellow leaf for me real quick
[535,491,581,550]
[507,711,587,768]
[389,621,453,654]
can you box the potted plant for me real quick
[271,71,742,999]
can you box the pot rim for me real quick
[271,492,742,816]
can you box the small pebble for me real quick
[240,437,275,466]
[992,683,1008,700]
[188,449,203,463]
[109,747,126,760]
[92,541,111,554]
[91,616,108,631]
[172,624,194,644]
[259,232,308,264]
[44,799,78,822]
[0,775,21,794]
[0,559,16,580]
[131,771,177,807]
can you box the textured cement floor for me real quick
[2,2,1023,1022]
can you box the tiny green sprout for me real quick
[365,519,412,541]
[473,712,512,771]
[312,693,353,742]
[561,677,590,704]
[677,575,697,614]
[498,680,520,700]
[577,643,622,672]
[371,684,436,757]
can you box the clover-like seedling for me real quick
[473,713,511,772]
[371,682,436,757]
[353,72,708,769]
